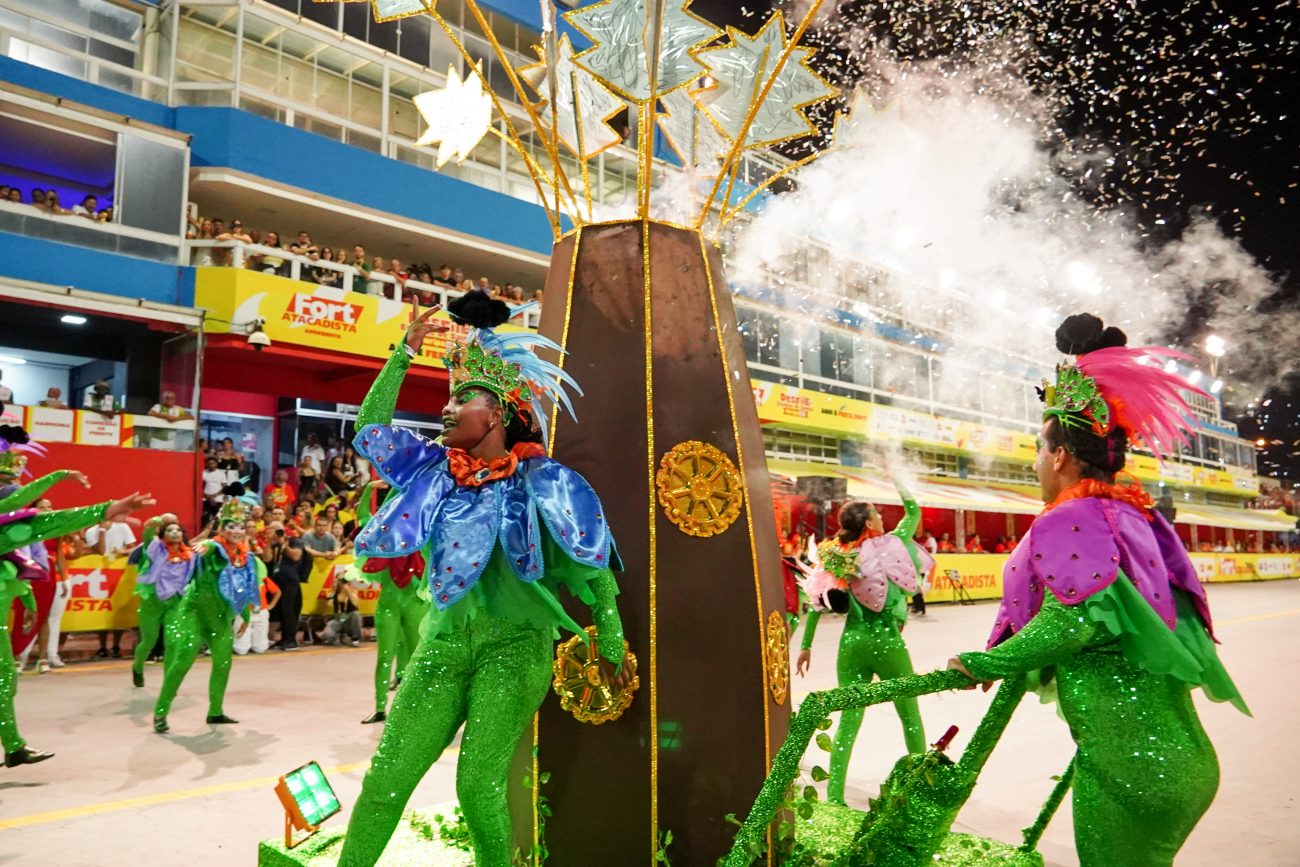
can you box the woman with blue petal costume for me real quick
[337,294,631,867]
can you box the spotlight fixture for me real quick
[247,318,271,351]
[274,761,340,849]
[61,314,88,325]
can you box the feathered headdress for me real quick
[444,293,581,442]
[0,425,45,478]
[1042,314,1202,461]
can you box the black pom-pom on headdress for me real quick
[447,292,511,329]
[1055,313,1127,356]
[0,424,30,445]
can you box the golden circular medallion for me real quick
[766,610,790,706]
[655,441,745,537]
[552,626,639,725]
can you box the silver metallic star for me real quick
[695,12,838,150]
[566,0,722,104]
[520,34,627,160]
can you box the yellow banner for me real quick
[930,553,1007,601]
[194,268,526,369]
[60,553,379,632]
[1189,552,1300,583]
[752,380,1258,496]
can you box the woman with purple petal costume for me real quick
[948,314,1248,867]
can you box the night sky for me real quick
[689,0,1300,485]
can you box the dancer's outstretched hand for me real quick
[795,648,811,677]
[946,656,993,692]
[105,492,156,521]
[66,470,91,488]
[404,300,451,355]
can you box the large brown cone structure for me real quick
[510,220,792,865]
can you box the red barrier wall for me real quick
[26,443,199,532]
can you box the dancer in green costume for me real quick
[130,516,191,688]
[0,424,154,766]
[949,314,1248,866]
[795,481,933,804]
[358,555,427,724]
[153,500,263,733]
[336,296,631,867]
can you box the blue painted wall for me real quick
[177,107,556,256]
[0,231,193,307]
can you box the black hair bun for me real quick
[222,481,247,498]
[448,292,511,329]
[826,588,850,614]
[0,424,30,445]
[1055,313,1127,356]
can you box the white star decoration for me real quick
[695,13,838,150]
[566,0,722,104]
[413,64,495,169]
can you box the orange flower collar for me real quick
[218,537,251,567]
[1042,475,1155,521]
[448,442,547,487]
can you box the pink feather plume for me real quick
[1075,346,1205,461]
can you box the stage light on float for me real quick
[274,760,340,849]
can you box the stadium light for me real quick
[274,761,340,849]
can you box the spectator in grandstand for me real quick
[300,432,326,474]
[202,456,224,523]
[331,520,353,556]
[324,454,357,497]
[922,531,938,555]
[937,532,955,553]
[367,255,390,296]
[508,285,525,304]
[5,187,19,204]
[965,533,985,553]
[264,468,297,513]
[257,231,287,276]
[213,219,252,267]
[83,380,116,416]
[432,264,456,289]
[214,437,244,485]
[451,267,468,290]
[312,246,342,287]
[289,230,318,261]
[233,563,279,656]
[477,276,492,294]
[72,195,98,218]
[37,387,68,409]
[301,515,340,559]
[148,390,192,422]
[96,207,112,223]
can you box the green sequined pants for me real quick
[132,591,176,679]
[0,620,23,753]
[829,620,925,804]
[338,615,553,867]
[153,586,235,719]
[1058,648,1219,866]
[372,586,427,715]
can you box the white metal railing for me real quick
[183,238,542,329]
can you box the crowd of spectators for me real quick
[186,214,541,308]
[1,185,113,222]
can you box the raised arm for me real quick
[889,480,922,541]
[954,592,1097,682]
[0,470,82,513]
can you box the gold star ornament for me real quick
[413,64,495,169]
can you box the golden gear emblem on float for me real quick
[655,441,745,537]
[765,610,790,705]
[552,626,640,725]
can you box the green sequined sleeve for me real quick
[0,470,71,513]
[0,562,36,610]
[799,609,821,651]
[356,344,412,429]
[890,489,922,541]
[0,502,109,556]
[958,592,1097,682]
[539,531,625,665]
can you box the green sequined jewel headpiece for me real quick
[1040,363,1111,437]
[443,339,534,418]
[218,498,249,526]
